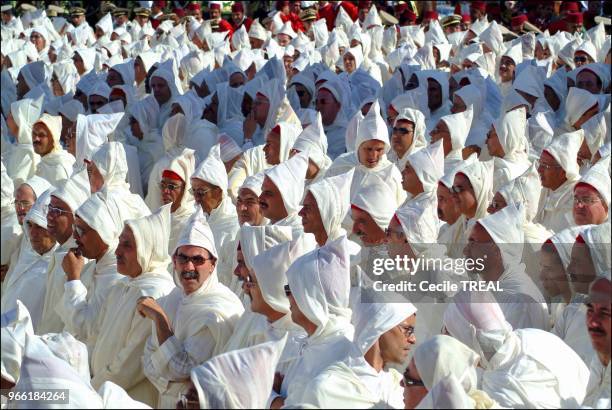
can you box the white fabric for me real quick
[351,172,397,231]
[406,139,445,193]
[565,86,600,129]
[292,112,332,172]
[307,169,354,242]
[192,144,227,191]
[75,113,122,166]
[1,301,33,384]
[264,151,309,215]
[578,155,611,207]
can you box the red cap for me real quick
[395,3,408,14]
[209,2,221,10]
[486,3,501,18]
[461,13,472,23]
[162,170,184,182]
[454,3,462,14]
[562,2,580,13]
[400,9,417,24]
[575,182,599,194]
[153,1,166,8]
[231,2,244,12]
[470,1,486,12]
[109,87,126,99]
[186,3,200,12]
[275,0,290,10]
[511,14,528,27]
[174,8,186,17]
[358,0,372,10]
[565,12,583,24]
[423,10,439,20]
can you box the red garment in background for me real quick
[279,11,305,32]
[231,16,253,32]
[317,1,358,31]
[217,18,235,34]
[547,18,567,34]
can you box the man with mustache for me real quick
[582,273,612,407]
[32,114,75,187]
[141,209,243,409]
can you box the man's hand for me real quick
[243,110,257,140]
[137,297,166,322]
[62,248,84,281]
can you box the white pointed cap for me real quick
[406,140,445,192]
[51,168,90,213]
[543,130,583,180]
[355,99,390,152]
[126,203,172,273]
[440,107,473,151]
[192,144,228,192]
[351,173,397,230]
[264,151,309,214]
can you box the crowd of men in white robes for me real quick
[1,0,611,408]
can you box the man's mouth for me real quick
[588,327,605,337]
[181,270,198,280]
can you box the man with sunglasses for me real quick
[38,169,91,335]
[141,209,243,409]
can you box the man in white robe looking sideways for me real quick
[141,208,243,409]
[89,205,175,406]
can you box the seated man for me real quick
[32,114,75,186]
[573,158,609,226]
[141,209,243,409]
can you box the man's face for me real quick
[401,163,423,196]
[115,15,128,26]
[32,122,54,156]
[427,79,443,111]
[573,185,607,226]
[386,217,413,259]
[287,293,317,334]
[437,183,461,224]
[351,207,385,246]
[210,8,220,20]
[452,173,477,219]
[231,11,244,25]
[27,221,56,255]
[567,241,597,295]
[574,50,591,67]
[174,245,216,295]
[115,225,142,277]
[539,247,568,299]
[537,151,567,190]
[315,89,341,126]
[233,247,248,282]
[249,37,265,49]
[229,72,245,88]
[343,53,356,73]
[88,95,108,114]
[295,84,312,108]
[534,42,551,61]
[487,192,507,215]
[72,53,86,75]
[106,68,124,88]
[358,140,386,169]
[253,94,270,126]
[30,32,45,52]
[259,176,287,223]
[463,223,501,275]
[379,314,417,364]
[136,15,149,27]
[586,279,612,360]
[191,178,222,214]
[160,177,185,213]
[85,160,105,193]
[544,85,561,111]
[47,196,74,244]
[71,14,85,26]
[263,130,282,165]
[243,270,277,317]
[391,120,415,157]
[499,56,516,83]
[151,76,172,105]
[429,120,452,156]
[486,125,505,158]
[14,184,36,225]
[236,188,264,226]
[299,191,325,238]
[277,33,291,47]
[2,11,12,24]
[73,216,107,259]
[576,70,602,94]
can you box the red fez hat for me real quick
[423,10,439,20]
[576,234,585,244]
[454,3,462,14]
[174,8,186,17]
[275,0,290,10]
[153,1,166,8]
[562,2,580,13]
[395,3,408,14]
[400,9,417,24]
[511,14,528,27]
[566,12,583,24]
[210,2,221,10]
[358,0,372,10]
[186,3,200,12]
[461,13,472,23]
[232,2,244,13]
[486,3,501,17]
[575,182,600,194]
[162,169,184,182]
[471,1,487,12]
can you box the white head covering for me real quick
[278,21,297,39]
[91,141,129,189]
[218,133,243,163]
[292,113,332,171]
[126,204,172,274]
[286,236,352,337]
[33,113,63,153]
[502,42,523,66]
[240,172,265,198]
[22,175,52,200]
[580,223,612,277]
[355,99,390,153]
[173,207,218,258]
[96,13,113,36]
[75,192,123,247]
[306,169,354,241]
[250,236,315,314]
[1,301,33,384]
[264,151,309,215]
[581,112,609,159]
[344,46,364,70]
[395,107,427,154]
[498,163,542,222]
[576,39,597,62]
[548,226,588,270]
[395,201,440,255]
[192,144,227,195]
[20,61,46,90]
[10,96,43,144]
[440,108,473,151]
[414,334,480,392]
[564,86,599,129]
[89,81,112,99]
[351,172,397,230]
[352,301,417,355]
[59,100,85,123]
[248,19,267,41]
[477,203,525,269]
[513,65,544,101]
[75,113,122,165]
[578,156,611,207]
[543,130,583,180]
[51,168,90,213]
[406,140,445,192]
[239,224,293,271]
[492,107,528,162]
[456,157,494,219]
[190,336,287,409]
[38,331,90,381]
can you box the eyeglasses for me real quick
[189,187,213,197]
[46,205,72,217]
[537,161,562,170]
[159,181,184,192]
[284,284,292,296]
[574,56,588,63]
[398,324,415,338]
[175,253,213,266]
[574,196,602,206]
[393,127,413,135]
[14,200,34,209]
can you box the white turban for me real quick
[192,144,227,193]
[456,158,494,219]
[75,113,122,165]
[476,203,525,269]
[498,163,542,222]
[240,172,265,197]
[292,113,332,171]
[239,224,293,271]
[580,223,612,278]
[492,107,528,162]
[406,140,445,192]
[59,100,85,123]
[1,301,33,384]
[395,200,440,255]
[126,204,172,274]
[264,151,309,215]
[578,155,611,207]
[91,141,129,188]
[51,168,90,213]
[307,169,354,241]
[20,61,46,90]
[564,87,599,129]
[34,113,63,153]
[440,107,473,151]
[75,192,123,247]
[351,173,397,230]
[502,42,523,66]
[218,134,242,163]
[543,130,583,181]
[22,175,52,200]
[173,207,217,258]
[354,99,390,153]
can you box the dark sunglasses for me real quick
[574,56,588,63]
[393,127,413,135]
[175,253,212,266]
